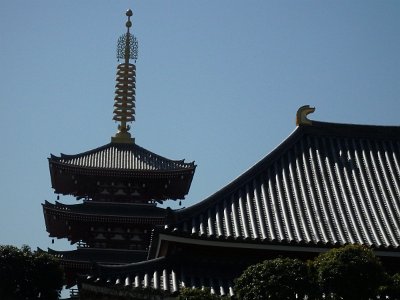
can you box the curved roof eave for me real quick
[94,256,168,276]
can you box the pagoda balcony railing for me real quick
[76,241,89,248]
[69,288,79,299]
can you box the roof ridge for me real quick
[311,119,400,129]
[307,120,400,139]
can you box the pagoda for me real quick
[42,10,196,286]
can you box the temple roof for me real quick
[161,120,400,250]
[81,255,236,297]
[50,142,195,172]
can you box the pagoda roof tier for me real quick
[49,142,196,201]
[42,247,147,287]
[163,120,400,251]
[43,201,168,223]
[43,201,168,242]
[46,247,147,265]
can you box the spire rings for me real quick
[111,9,137,143]
[113,63,136,123]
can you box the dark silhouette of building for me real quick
[42,9,195,287]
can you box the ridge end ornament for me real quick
[296,105,315,126]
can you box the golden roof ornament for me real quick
[296,105,315,126]
[112,9,139,144]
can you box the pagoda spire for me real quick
[112,9,139,144]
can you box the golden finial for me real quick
[112,9,139,144]
[296,105,315,126]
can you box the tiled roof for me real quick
[48,142,196,200]
[50,142,195,172]
[83,256,236,297]
[168,121,400,249]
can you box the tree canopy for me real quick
[234,257,309,300]
[312,244,385,300]
[234,245,390,300]
[0,245,64,300]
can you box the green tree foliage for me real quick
[311,244,384,300]
[378,273,400,300]
[0,245,64,300]
[234,257,309,300]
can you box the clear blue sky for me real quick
[0,1,399,251]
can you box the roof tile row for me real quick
[51,143,195,171]
[173,123,400,249]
